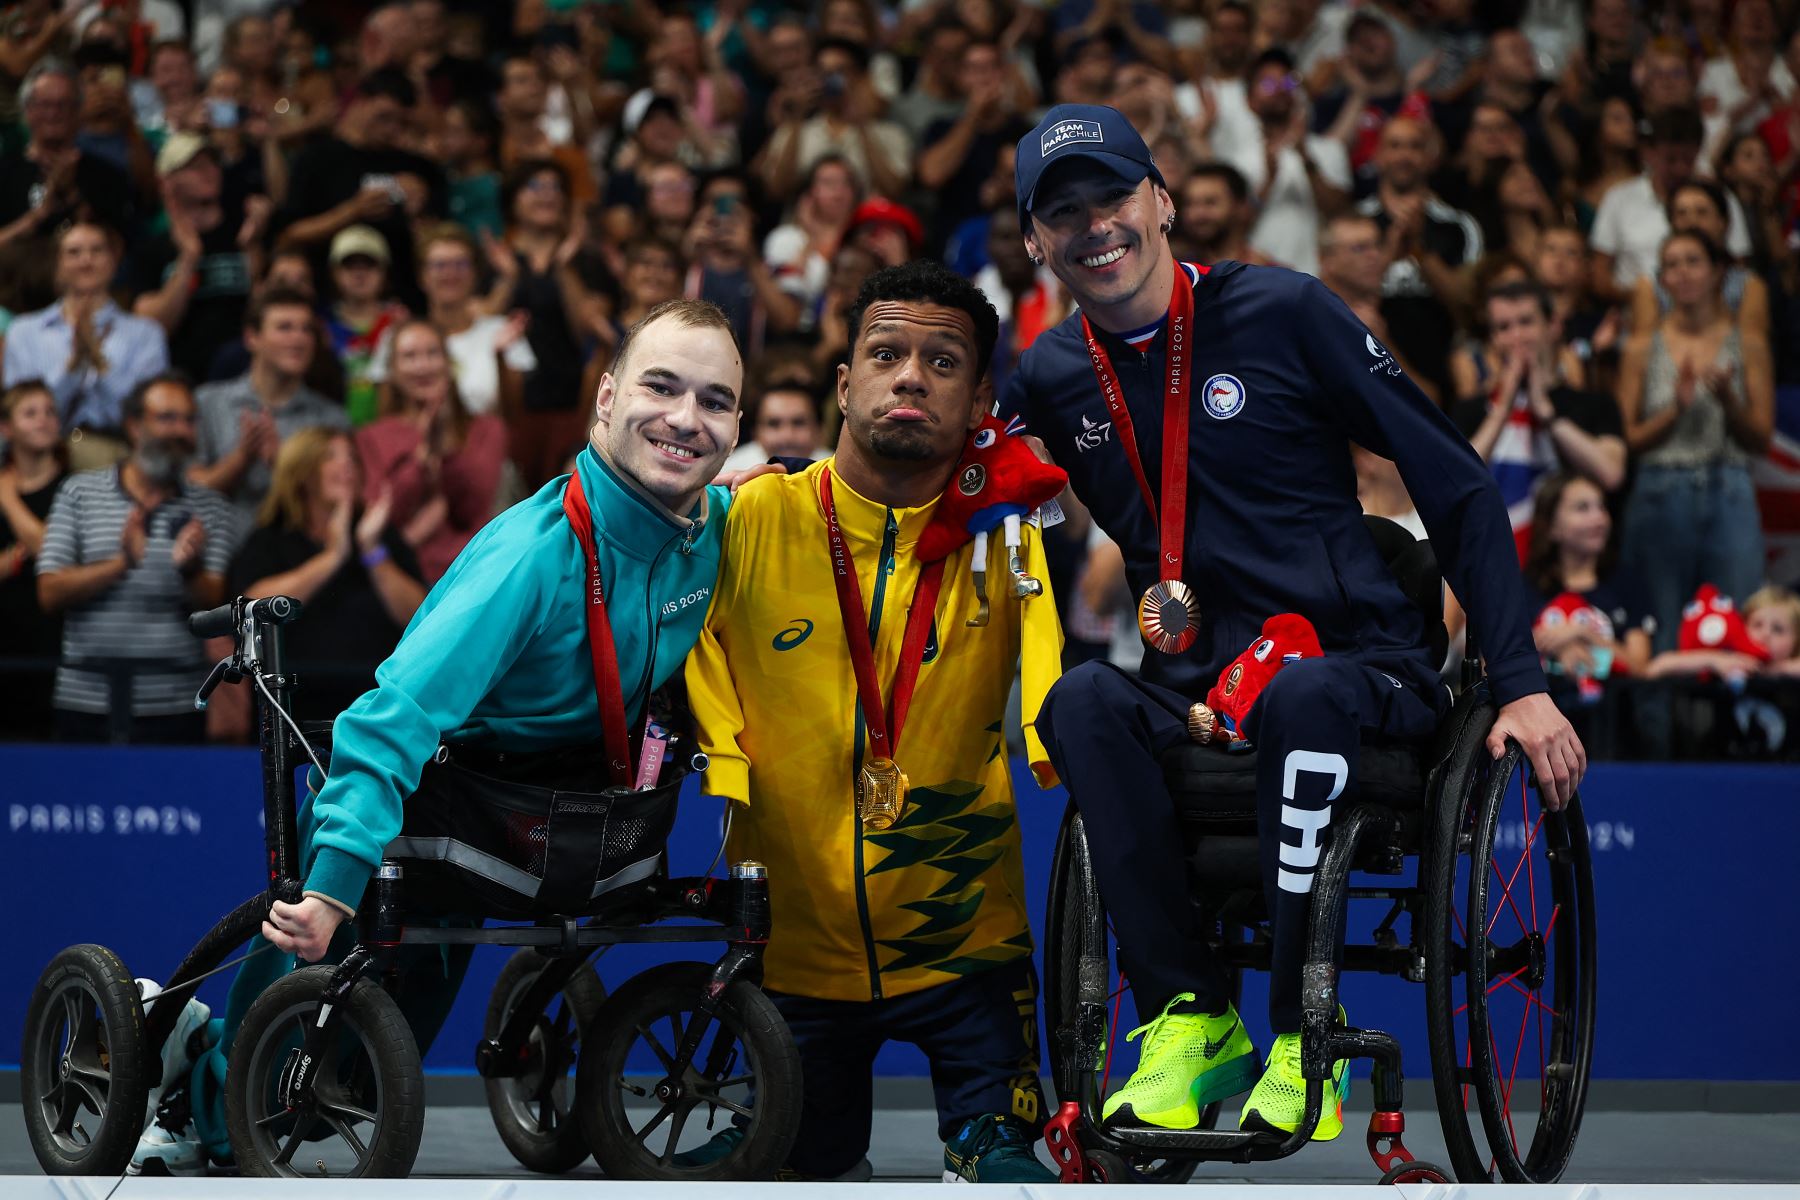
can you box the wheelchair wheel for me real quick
[577,960,801,1180]
[1044,805,1216,1186]
[1423,743,1596,1183]
[483,949,606,1173]
[225,964,425,1178]
[20,945,151,1176]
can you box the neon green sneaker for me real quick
[1238,1011,1351,1141]
[1101,995,1259,1130]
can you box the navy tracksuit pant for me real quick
[1038,657,1441,1033]
[768,959,1046,1179]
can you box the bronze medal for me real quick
[857,756,908,829]
[1138,578,1201,654]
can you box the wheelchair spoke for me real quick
[273,1112,318,1166]
[254,1108,295,1130]
[1099,968,1126,1099]
[1487,853,1531,939]
[1506,986,1532,1118]
[634,1100,674,1143]
[322,1111,368,1162]
[1451,963,1529,1018]
[704,1093,754,1120]
[318,1098,378,1127]
[635,1023,678,1074]
[712,1074,755,1091]
[659,1101,692,1167]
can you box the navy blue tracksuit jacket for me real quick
[998,259,1546,709]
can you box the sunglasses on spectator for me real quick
[1256,74,1301,95]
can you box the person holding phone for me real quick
[680,172,801,357]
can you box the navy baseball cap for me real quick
[1015,104,1165,226]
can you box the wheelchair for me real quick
[1041,517,1597,1185]
[20,595,802,1181]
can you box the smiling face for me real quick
[595,314,742,513]
[391,322,452,407]
[249,301,316,379]
[1,386,60,455]
[57,224,119,296]
[1549,476,1611,560]
[1025,167,1173,329]
[421,238,477,306]
[1659,233,1723,307]
[837,300,985,468]
[311,433,360,511]
[755,388,823,458]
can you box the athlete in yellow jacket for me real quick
[683,263,1064,1183]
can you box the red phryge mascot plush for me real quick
[917,416,1068,625]
[1677,583,1771,661]
[1191,614,1326,745]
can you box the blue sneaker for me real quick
[674,1127,872,1181]
[942,1114,1055,1183]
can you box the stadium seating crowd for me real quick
[0,0,1797,758]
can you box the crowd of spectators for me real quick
[0,0,1797,759]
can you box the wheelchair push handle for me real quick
[189,595,305,641]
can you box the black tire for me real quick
[1424,739,1596,1183]
[577,960,800,1180]
[20,945,151,1176]
[1044,805,1207,1186]
[1379,1159,1453,1184]
[1083,1147,1138,1183]
[483,950,607,1173]
[225,965,425,1178]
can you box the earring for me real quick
[1162,215,1176,233]
[1029,255,1043,265]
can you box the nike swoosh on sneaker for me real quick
[1200,1019,1242,1060]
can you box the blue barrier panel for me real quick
[2,746,1797,1082]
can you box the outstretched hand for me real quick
[1487,692,1586,811]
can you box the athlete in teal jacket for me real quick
[160,302,749,1172]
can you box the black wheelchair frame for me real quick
[20,594,801,1181]
[1039,528,1598,1186]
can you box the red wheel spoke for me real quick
[1461,1034,1472,1111]
[1503,978,1563,1019]
[1452,964,1530,1018]
[1521,778,1542,931]
[1507,983,1532,1118]
[1488,852,1530,938]
[1489,1022,1521,1154]
[1544,902,1562,939]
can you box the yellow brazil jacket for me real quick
[686,458,1064,1002]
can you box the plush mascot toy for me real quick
[917,416,1068,625]
[1534,591,1621,702]
[1677,583,1771,661]
[1189,613,1325,745]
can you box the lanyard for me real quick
[1080,266,1198,583]
[819,465,945,763]
[561,468,634,788]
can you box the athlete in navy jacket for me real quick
[1002,105,1587,1140]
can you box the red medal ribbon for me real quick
[1080,264,1200,582]
[819,466,945,762]
[562,467,635,788]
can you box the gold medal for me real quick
[857,757,908,829]
[1138,579,1201,654]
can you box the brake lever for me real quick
[193,655,244,711]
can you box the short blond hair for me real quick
[1745,585,1800,634]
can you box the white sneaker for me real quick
[129,979,212,1177]
[129,1121,206,1176]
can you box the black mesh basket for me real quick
[385,755,685,920]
